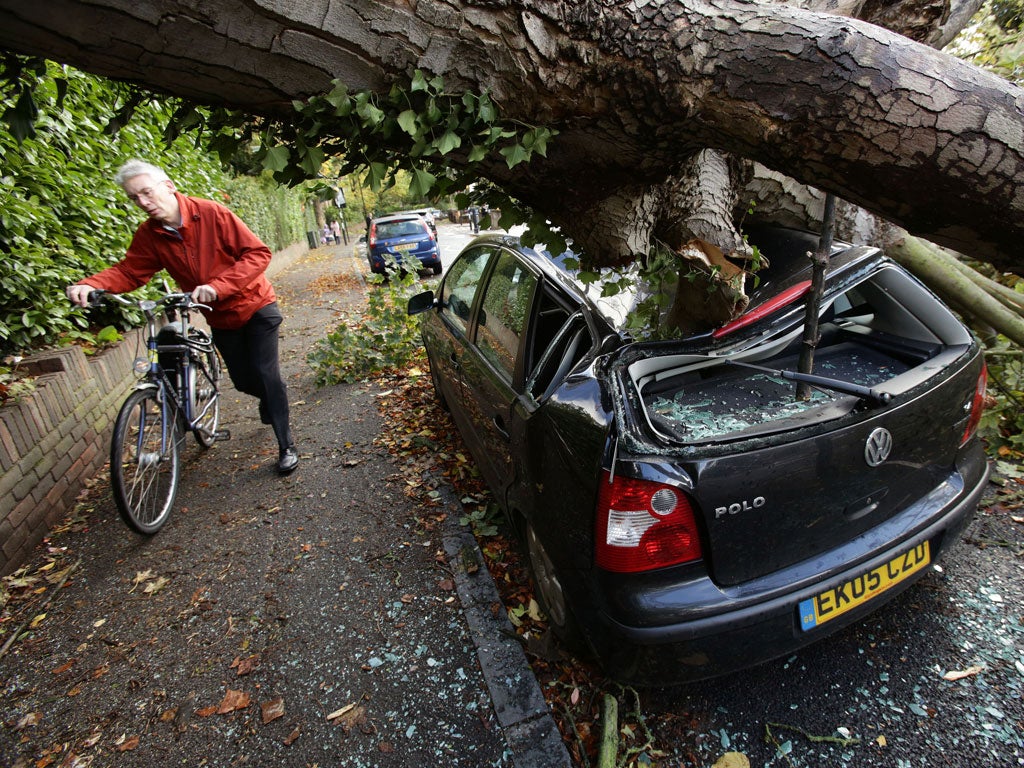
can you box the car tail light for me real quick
[595,471,702,573]
[961,363,987,445]
[368,223,377,248]
[712,280,812,338]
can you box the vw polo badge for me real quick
[865,427,893,467]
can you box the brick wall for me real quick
[0,330,143,575]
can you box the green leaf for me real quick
[410,70,429,93]
[262,145,290,172]
[500,143,529,169]
[95,325,122,345]
[477,93,497,123]
[408,167,437,198]
[528,127,555,157]
[4,89,39,143]
[366,162,388,191]
[299,145,324,176]
[326,81,350,106]
[435,130,461,155]
[467,144,488,163]
[355,97,385,127]
[397,109,419,136]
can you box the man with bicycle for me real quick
[67,159,299,475]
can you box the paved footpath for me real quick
[0,245,572,768]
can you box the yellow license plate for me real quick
[393,243,417,252]
[799,540,931,631]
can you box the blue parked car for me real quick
[367,213,442,275]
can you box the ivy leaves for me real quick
[201,70,557,206]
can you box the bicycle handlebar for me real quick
[86,289,211,313]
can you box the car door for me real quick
[425,245,496,427]
[459,248,540,494]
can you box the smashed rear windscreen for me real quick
[646,344,911,442]
[629,264,972,445]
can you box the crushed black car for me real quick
[408,224,989,685]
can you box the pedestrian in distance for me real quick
[331,219,341,245]
[66,159,299,474]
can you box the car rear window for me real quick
[377,219,426,238]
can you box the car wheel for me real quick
[525,521,586,652]
[432,263,442,275]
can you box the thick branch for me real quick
[0,0,1021,274]
[888,235,1024,346]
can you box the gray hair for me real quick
[115,159,171,188]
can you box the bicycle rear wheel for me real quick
[189,348,222,449]
[110,387,180,534]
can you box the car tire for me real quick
[525,520,587,653]
[432,263,442,275]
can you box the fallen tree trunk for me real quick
[887,235,1024,347]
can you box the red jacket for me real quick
[79,193,275,329]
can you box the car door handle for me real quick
[449,352,461,371]
[492,414,509,439]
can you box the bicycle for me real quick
[88,289,229,534]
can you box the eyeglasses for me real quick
[127,181,167,203]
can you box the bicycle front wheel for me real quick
[110,387,180,534]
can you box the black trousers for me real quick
[211,302,292,450]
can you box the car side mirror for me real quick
[407,290,436,316]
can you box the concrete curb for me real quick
[440,498,573,768]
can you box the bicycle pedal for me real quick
[215,430,231,440]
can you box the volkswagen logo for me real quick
[865,427,893,467]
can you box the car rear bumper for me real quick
[589,444,990,685]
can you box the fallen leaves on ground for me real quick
[261,697,285,724]
[115,734,140,752]
[232,654,260,676]
[308,272,364,297]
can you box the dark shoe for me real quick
[277,446,299,474]
[258,399,272,425]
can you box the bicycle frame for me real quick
[101,290,221,441]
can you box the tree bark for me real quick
[0,0,1021,279]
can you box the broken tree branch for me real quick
[887,235,1024,347]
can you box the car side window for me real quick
[528,312,592,400]
[440,247,493,335]
[476,251,538,381]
